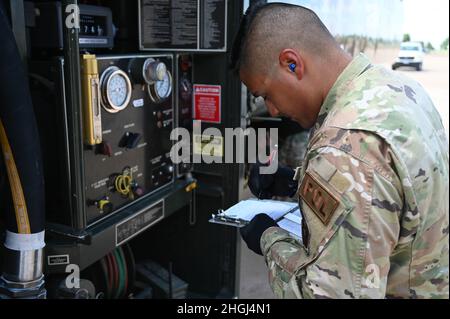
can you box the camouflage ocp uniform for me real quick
[261,53,449,299]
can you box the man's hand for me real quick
[248,163,298,199]
[240,214,278,255]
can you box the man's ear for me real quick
[279,49,304,80]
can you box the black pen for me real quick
[258,145,278,200]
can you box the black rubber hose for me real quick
[0,4,45,234]
[124,243,136,292]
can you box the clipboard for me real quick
[209,199,299,228]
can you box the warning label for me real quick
[193,134,223,157]
[193,84,221,123]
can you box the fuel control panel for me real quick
[83,55,175,225]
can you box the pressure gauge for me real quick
[148,67,173,103]
[143,58,167,84]
[100,66,132,113]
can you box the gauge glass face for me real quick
[108,73,129,107]
[155,63,167,81]
[155,72,172,99]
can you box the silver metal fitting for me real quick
[0,275,46,299]
[0,247,46,299]
[2,247,44,282]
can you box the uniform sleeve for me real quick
[260,144,403,299]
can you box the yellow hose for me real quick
[0,120,31,234]
[114,168,133,199]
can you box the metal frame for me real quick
[87,53,176,228]
[43,50,191,272]
[54,53,178,229]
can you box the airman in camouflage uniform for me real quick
[232,2,448,299]
[260,53,449,299]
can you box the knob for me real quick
[119,132,142,149]
[143,59,167,83]
[180,60,191,72]
[185,181,197,193]
[88,197,114,214]
[98,199,113,214]
[95,141,113,157]
[165,165,174,174]
[132,186,144,198]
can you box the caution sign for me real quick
[193,85,221,124]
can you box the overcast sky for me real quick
[403,0,449,48]
[245,0,449,47]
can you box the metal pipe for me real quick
[2,248,44,283]
[0,246,46,299]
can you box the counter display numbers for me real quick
[139,0,227,52]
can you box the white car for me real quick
[392,42,425,71]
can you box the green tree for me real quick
[403,33,411,42]
[441,38,449,51]
[426,42,434,52]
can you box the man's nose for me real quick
[265,100,280,117]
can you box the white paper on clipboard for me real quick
[209,199,302,238]
[220,199,297,221]
[277,209,303,239]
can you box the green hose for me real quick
[113,249,125,299]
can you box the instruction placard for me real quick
[193,134,223,157]
[193,84,221,124]
[139,0,227,52]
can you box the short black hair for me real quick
[230,2,338,76]
[230,1,267,74]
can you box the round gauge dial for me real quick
[148,70,173,103]
[100,66,132,113]
[155,72,172,98]
[143,58,167,84]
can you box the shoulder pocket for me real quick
[299,169,354,259]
